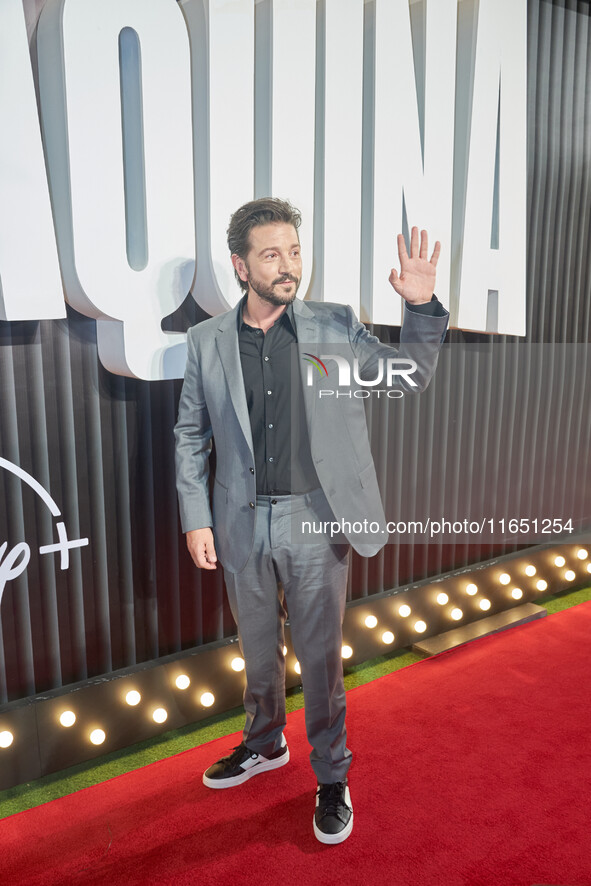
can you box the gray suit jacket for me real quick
[175,298,449,573]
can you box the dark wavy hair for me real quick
[227,197,302,293]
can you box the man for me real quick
[175,198,449,844]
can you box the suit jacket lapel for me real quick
[292,298,322,438]
[214,303,254,457]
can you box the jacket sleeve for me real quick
[347,300,449,393]
[174,329,214,533]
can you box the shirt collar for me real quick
[238,293,296,334]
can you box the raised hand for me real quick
[389,226,440,305]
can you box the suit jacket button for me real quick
[249,501,255,509]
[249,467,255,474]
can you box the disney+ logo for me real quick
[0,458,89,606]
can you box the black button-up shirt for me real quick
[238,297,319,494]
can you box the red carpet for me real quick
[2,603,591,886]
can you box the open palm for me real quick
[389,226,440,305]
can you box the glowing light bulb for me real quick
[536,579,548,591]
[554,556,566,567]
[59,711,76,728]
[381,631,394,645]
[466,583,478,596]
[364,615,378,628]
[587,563,591,575]
[153,708,168,724]
[126,690,141,706]
[414,621,427,633]
[200,692,215,707]
[436,593,449,605]
[479,599,491,611]
[341,645,353,659]
[294,661,302,675]
[231,657,245,672]
[577,548,588,560]
[282,646,288,656]
[565,570,576,582]
[451,608,463,621]
[499,573,511,585]
[524,565,536,577]
[0,731,14,749]
[511,588,523,600]
[89,729,106,745]
[398,605,411,618]
[176,675,190,690]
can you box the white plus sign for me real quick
[39,522,89,570]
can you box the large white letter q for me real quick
[37,0,195,380]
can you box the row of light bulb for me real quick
[0,673,230,750]
[361,591,489,645]
[60,671,225,745]
[2,550,588,751]
[356,548,590,647]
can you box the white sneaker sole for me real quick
[313,785,354,844]
[203,745,289,789]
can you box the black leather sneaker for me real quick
[202,735,289,789]
[313,781,353,844]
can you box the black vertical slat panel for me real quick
[535,0,559,343]
[79,324,112,678]
[522,347,546,530]
[67,315,100,681]
[135,381,159,661]
[527,0,543,343]
[25,325,62,689]
[551,348,573,521]
[498,343,522,557]
[368,406,386,600]
[404,391,424,584]
[108,374,136,668]
[151,380,181,655]
[51,317,88,685]
[562,3,586,343]
[458,347,482,566]
[98,371,124,670]
[416,361,438,579]
[0,325,36,699]
[428,348,455,574]
[553,4,575,343]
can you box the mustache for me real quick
[273,274,298,285]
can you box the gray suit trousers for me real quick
[223,487,352,783]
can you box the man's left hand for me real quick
[389,226,440,305]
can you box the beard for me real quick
[245,266,300,306]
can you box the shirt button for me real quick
[267,390,272,395]
[249,467,255,474]
[268,457,274,463]
[264,356,270,361]
[248,501,255,509]
[268,423,273,429]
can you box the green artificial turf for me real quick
[1,585,588,821]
